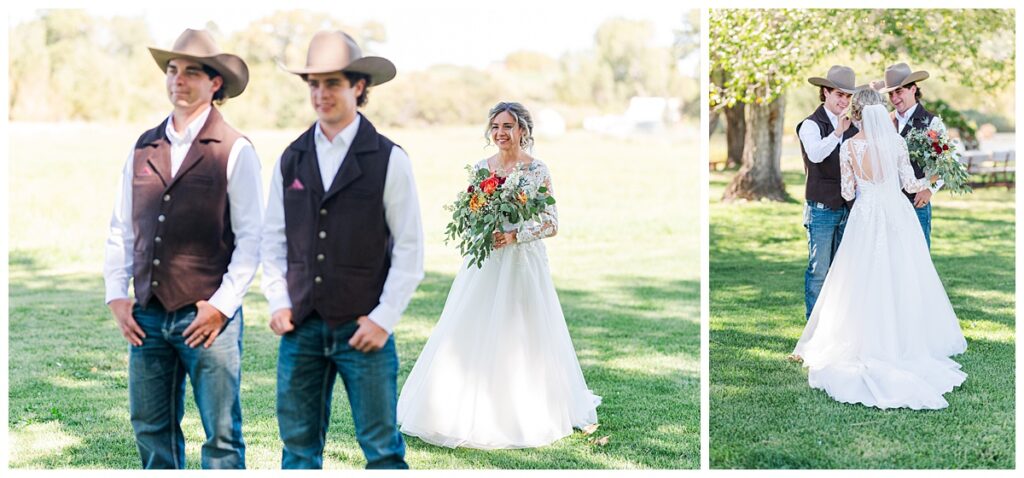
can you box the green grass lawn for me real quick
[709,157,1016,468]
[7,120,699,469]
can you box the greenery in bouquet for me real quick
[444,164,556,268]
[905,127,972,195]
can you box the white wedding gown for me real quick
[398,159,600,449]
[793,105,967,410]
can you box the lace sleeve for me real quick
[896,136,929,193]
[840,141,856,201]
[516,163,558,243]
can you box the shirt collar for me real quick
[165,105,212,146]
[823,106,840,127]
[897,103,918,122]
[315,114,361,149]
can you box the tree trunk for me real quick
[722,95,790,202]
[709,110,720,138]
[724,102,745,169]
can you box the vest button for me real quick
[320,208,328,216]
[163,194,171,202]
[316,254,325,262]
[151,280,159,287]
[157,214,166,222]
[152,258,160,266]
[319,231,327,239]
[314,276,323,284]
[154,236,162,244]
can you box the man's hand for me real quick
[348,316,389,353]
[183,300,228,348]
[269,308,295,336]
[109,298,145,346]
[913,189,933,208]
[835,115,852,137]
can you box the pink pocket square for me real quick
[137,166,153,177]
[288,178,305,191]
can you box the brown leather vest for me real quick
[131,107,241,311]
[281,114,396,328]
[800,105,859,210]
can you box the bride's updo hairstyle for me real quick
[849,88,885,122]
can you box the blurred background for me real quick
[7,3,702,469]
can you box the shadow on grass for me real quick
[9,256,698,469]
[709,192,1015,469]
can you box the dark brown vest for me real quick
[898,104,937,202]
[800,105,859,210]
[281,114,396,328]
[131,108,241,311]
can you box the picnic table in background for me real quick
[959,149,1016,189]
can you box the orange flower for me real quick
[469,194,486,212]
[517,191,528,204]
[927,130,939,140]
[480,174,500,194]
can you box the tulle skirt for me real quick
[397,240,601,448]
[793,190,967,410]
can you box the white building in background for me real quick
[583,96,683,137]
[534,107,567,139]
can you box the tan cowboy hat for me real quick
[149,28,249,98]
[880,63,930,93]
[281,31,396,86]
[807,65,864,94]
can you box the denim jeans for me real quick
[804,201,849,320]
[277,315,407,469]
[914,202,932,250]
[128,301,245,469]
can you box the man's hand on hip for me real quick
[109,298,144,346]
[349,316,389,353]
[269,308,295,336]
[183,300,228,348]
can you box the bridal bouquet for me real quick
[905,127,972,194]
[444,164,556,268]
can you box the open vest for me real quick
[131,107,240,311]
[281,114,396,328]
[799,104,859,210]
[898,104,937,202]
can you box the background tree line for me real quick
[709,9,1015,201]
[9,9,699,130]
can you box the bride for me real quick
[791,88,967,410]
[397,102,600,448]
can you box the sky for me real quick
[9,0,696,74]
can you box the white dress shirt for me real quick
[261,114,425,334]
[895,103,945,194]
[103,106,265,318]
[798,107,844,164]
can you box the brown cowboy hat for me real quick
[807,65,864,94]
[880,63,930,93]
[149,28,249,98]
[281,30,396,86]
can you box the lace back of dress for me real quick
[859,104,902,191]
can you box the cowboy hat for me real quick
[149,28,249,98]
[880,63,930,93]
[281,31,396,86]
[807,65,864,94]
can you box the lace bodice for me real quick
[476,158,558,243]
[840,137,929,201]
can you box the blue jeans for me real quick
[277,315,407,469]
[914,202,932,249]
[128,301,245,469]
[804,201,849,320]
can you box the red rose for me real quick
[480,174,500,194]
[497,176,507,186]
[467,185,475,193]
[942,144,949,151]
[933,144,943,155]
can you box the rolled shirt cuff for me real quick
[367,302,399,335]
